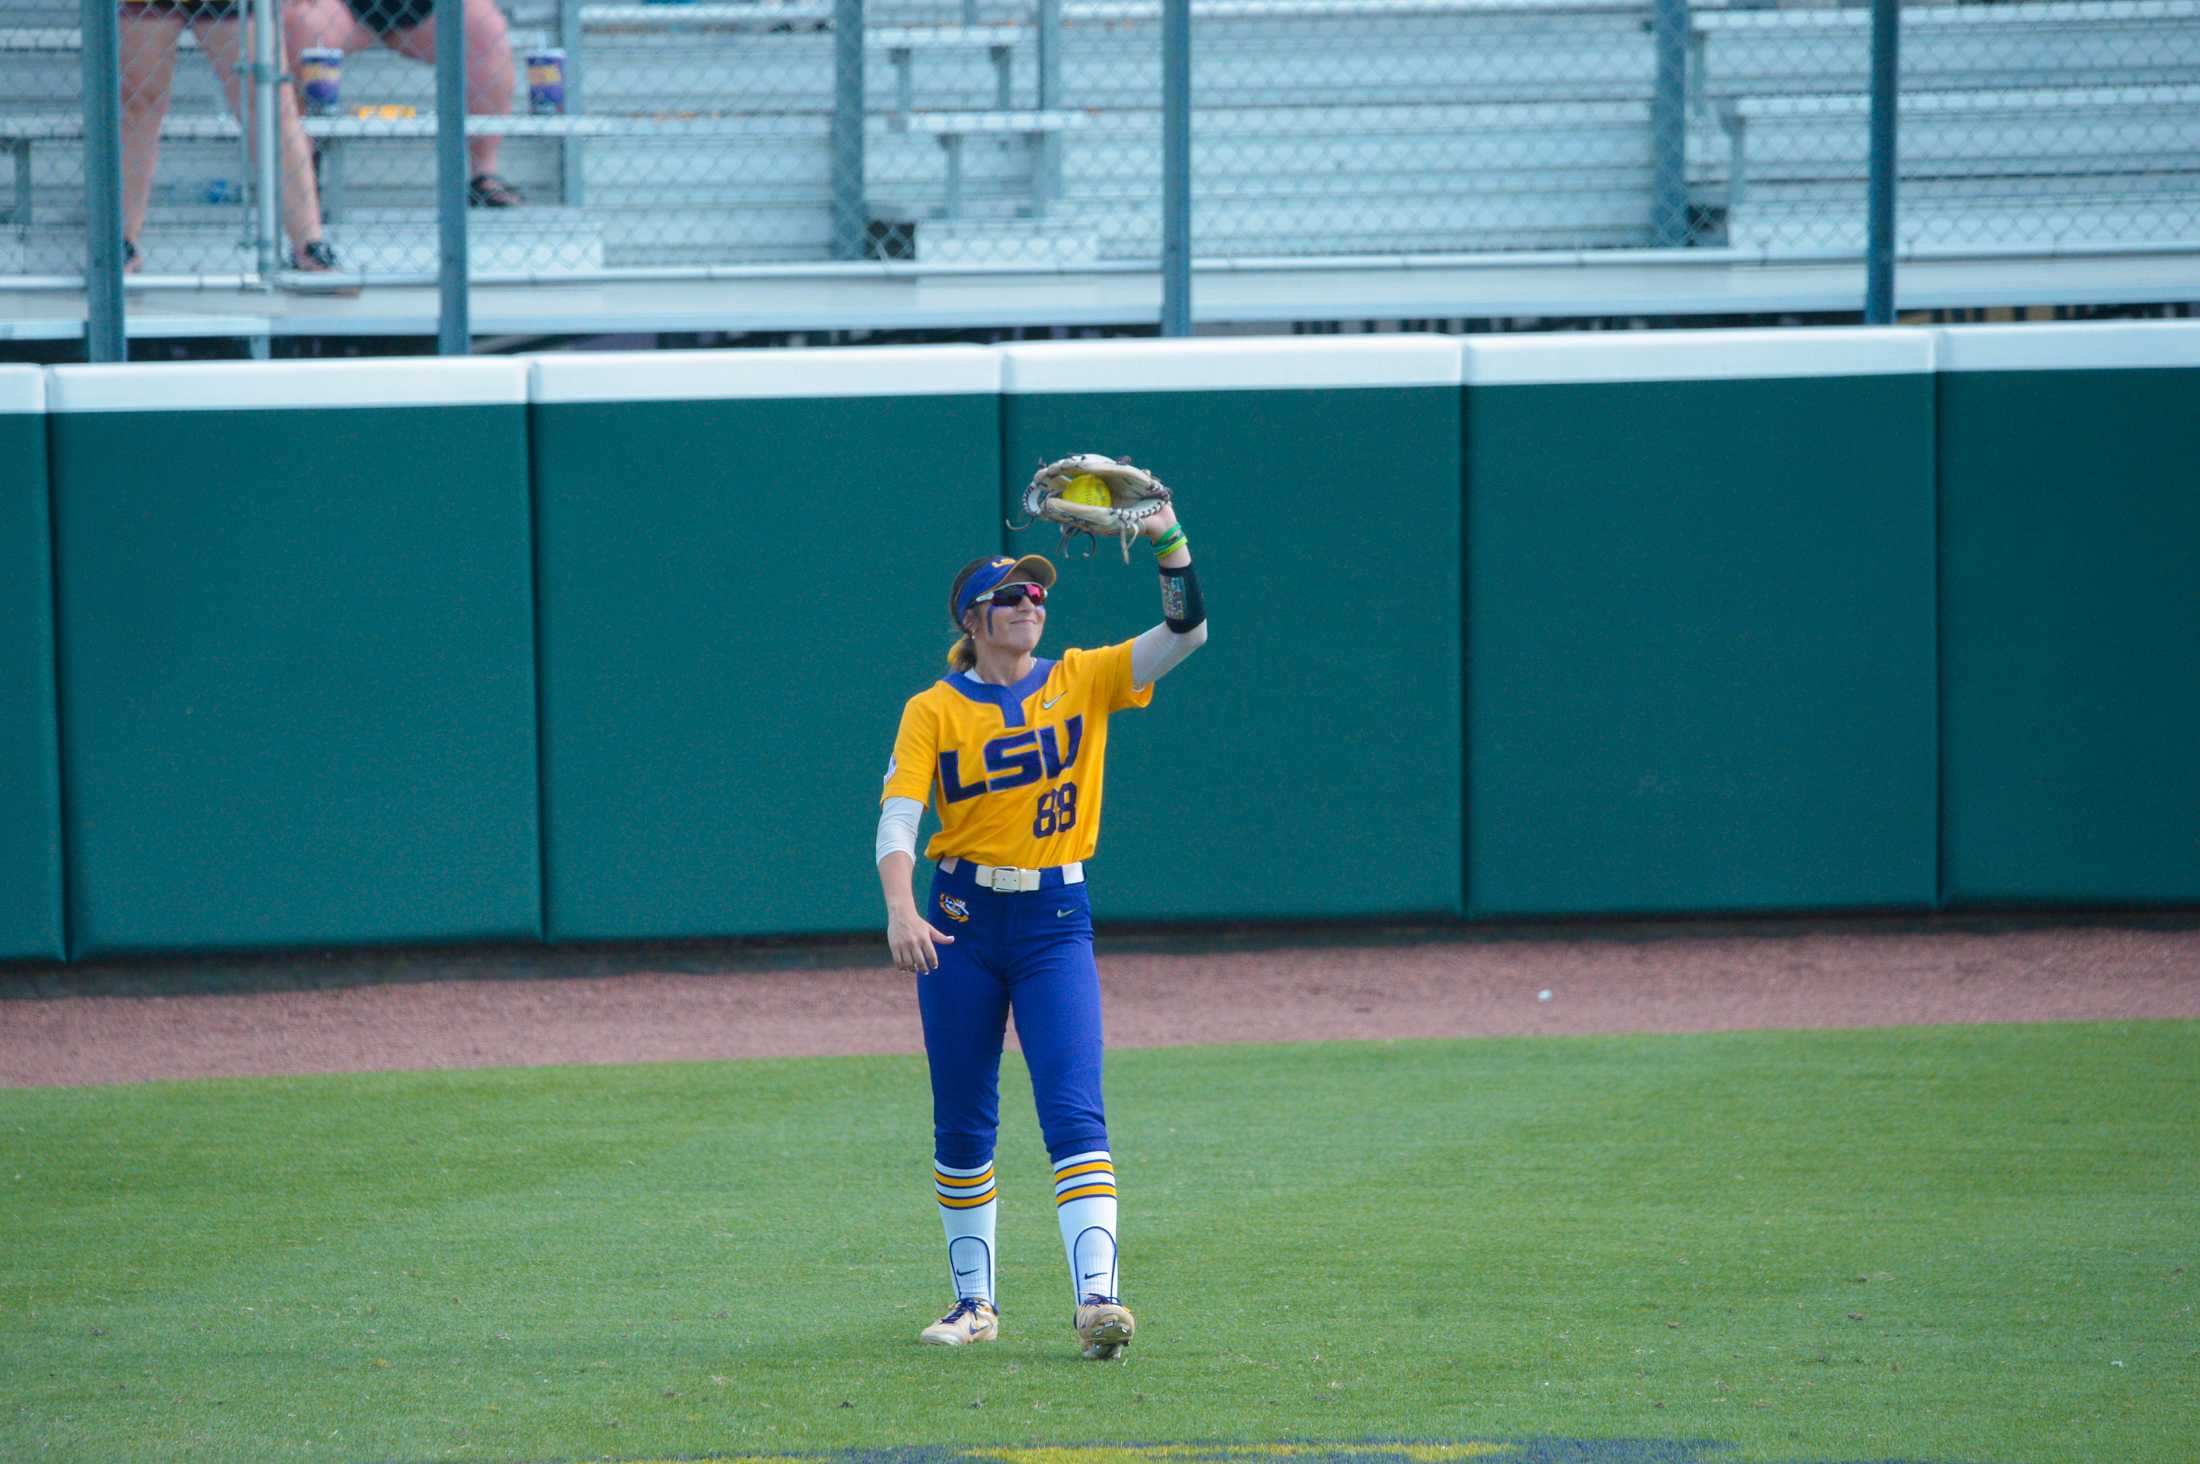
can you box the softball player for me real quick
[874,502,1206,1358]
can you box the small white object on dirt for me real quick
[1538,989,1552,1002]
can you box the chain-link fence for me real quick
[540,0,1165,272]
[9,1,253,278]
[1,0,349,280]
[2,4,93,279]
[1691,0,2200,257]
[1170,0,1681,256]
[10,1,2200,314]
[520,0,1162,272]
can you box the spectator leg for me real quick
[281,0,378,228]
[117,10,188,256]
[281,0,379,66]
[387,0,516,182]
[197,13,330,260]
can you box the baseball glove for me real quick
[1015,453,1174,562]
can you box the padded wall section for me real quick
[0,370,63,961]
[1464,331,1938,918]
[1000,337,1465,922]
[529,347,1002,939]
[1937,323,2200,905]
[49,362,540,957]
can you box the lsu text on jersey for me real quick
[883,639,1153,868]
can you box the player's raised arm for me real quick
[1130,502,1207,689]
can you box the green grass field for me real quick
[2,1021,2194,1464]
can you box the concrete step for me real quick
[1727,195,2200,252]
[914,216,1102,264]
[4,210,606,276]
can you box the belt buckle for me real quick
[986,866,1023,893]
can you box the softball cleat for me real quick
[1074,1293,1135,1360]
[920,1297,999,1346]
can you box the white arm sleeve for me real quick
[875,796,923,865]
[1130,618,1209,689]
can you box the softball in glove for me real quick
[1016,453,1174,562]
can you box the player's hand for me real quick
[886,905,955,974]
[1138,502,1180,540]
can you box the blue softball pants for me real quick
[918,860,1108,1171]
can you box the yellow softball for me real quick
[1062,473,1112,508]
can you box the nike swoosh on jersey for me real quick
[1041,692,1068,710]
[1057,908,1075,918]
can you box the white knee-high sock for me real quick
[1052,1149,1119,1302]
[935,1158,997,1304]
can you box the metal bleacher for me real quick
[1688,0,2200,253]
[550,0,1678,264]
[4,0,2199,335]
[4,0,1686,277]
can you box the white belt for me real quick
[940,856,1085,893]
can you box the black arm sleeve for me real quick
[1158,560,1205,634]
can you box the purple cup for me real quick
[299,48,343,116]
[526,50,566,115]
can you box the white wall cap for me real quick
[0,367,44,414]
[47,358,528,412]
[1936,320,2200,373]
[528,344,1001,403]
[1462,327,1935,386]
[999,334,1464,393]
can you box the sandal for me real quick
[467,172,524,208]
[287,239,360,295]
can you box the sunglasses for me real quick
[975,582,1047,609]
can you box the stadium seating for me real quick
[1709,85,2200,252]
[1688,0,2200,251]
[4,0,2198,276]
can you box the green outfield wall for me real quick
[0,370,63,961]
[46,362,541,958]
[1000,337,1466,922]
[528,348,1003,939]
[7,323,2199,968]
[1462,332,1941,918]
[1936,323,2200,906]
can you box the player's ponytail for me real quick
[945,556,994,674]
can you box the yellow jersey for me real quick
[882,639,1153,867]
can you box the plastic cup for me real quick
[526,50,566,115]
[299,48,343,116]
